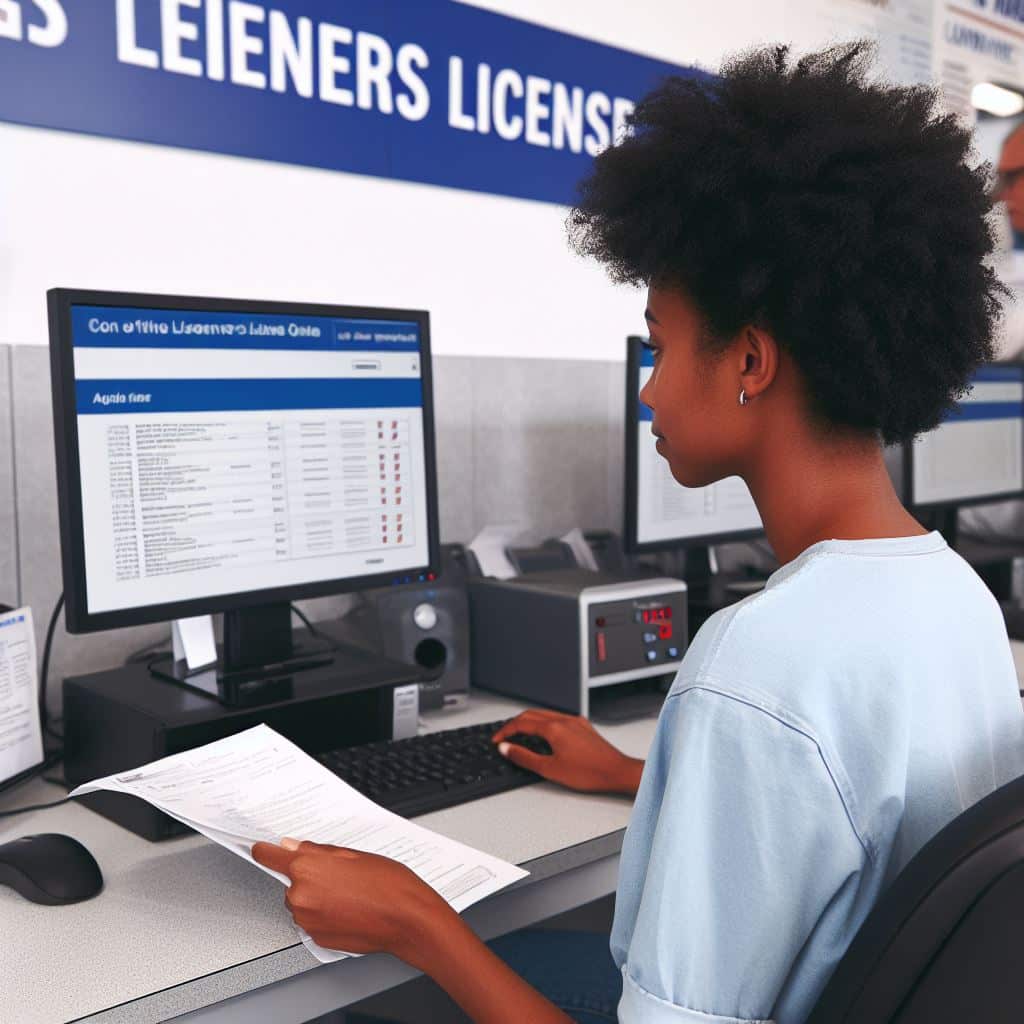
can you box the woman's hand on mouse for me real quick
[251,838,452,962]
[491,710,644,796]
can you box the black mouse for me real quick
[504,732,554,756]
[0,833,103,905]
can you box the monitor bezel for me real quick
[48,288,442,634]
[904,360,1024,513]
[623,335,765,555]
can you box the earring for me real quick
[739,388,748,406]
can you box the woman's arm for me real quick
[251,840,574,1024]
[400,897,575,1024]
[250,713,639,1021]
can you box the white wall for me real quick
[0,0,834,360]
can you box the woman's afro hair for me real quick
[568,41,1007,444]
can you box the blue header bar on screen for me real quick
[633,362,1024,427]
[973,366,1024,382]
[945,366,1024,422]
[947,401,1024,422]
[635,345,654,421]
[76,379,424,415]
[71,306,421,352]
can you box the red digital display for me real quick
[642,606,672,623]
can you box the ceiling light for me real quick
[972,82,1024,117]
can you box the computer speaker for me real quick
[330,545,472,709]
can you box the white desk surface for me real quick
[6,644,1024,1024]
[0,690,658,1024]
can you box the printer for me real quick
[468,568,687,719]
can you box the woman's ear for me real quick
[738,326,779,401]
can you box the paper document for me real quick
[71,724,528,962]
[0,607,43,788]
[560,527,599,572]
[468,523,528,579]
[171,615,217,670]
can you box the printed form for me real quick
[0,607,43,787]
[70,724,528,962]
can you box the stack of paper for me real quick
[71,724,528,962]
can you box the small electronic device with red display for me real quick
[469,570,688,718]
[641,606,671,623]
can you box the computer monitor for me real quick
[48,289,440,697]
[624,336,763,555]
[906,363,1024,514]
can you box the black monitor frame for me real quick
[624,335,764,555]
[904,360,1024,515]
[48,288,441,635]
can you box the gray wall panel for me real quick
[0,348,18,606]
[9,349,630,714]
[605,358,627,541]
[470,358,619,541]
[433,355,476,544]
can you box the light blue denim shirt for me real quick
[611,532,1024,1023]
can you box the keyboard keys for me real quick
[316,719,542,817]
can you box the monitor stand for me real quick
[682,544,771,636]
[938,506,1024,641]
[685,545,714,587]
[149,602,335,708]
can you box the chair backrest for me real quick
[805,771,1024,1024]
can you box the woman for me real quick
[253,42,1024,1024]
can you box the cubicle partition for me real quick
[1,345,627,710]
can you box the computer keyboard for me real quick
[316,719,547,818]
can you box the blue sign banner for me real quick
[71,305,421,351]
[0,1,704,206]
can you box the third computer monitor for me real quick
[907,363,1024,510]
[625,336,763,553]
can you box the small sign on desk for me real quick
[0,607,43,789]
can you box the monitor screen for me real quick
[49,291,439,632]
[625,337,763,552]
[908,364,1024,508]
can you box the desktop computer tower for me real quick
[63,646,422,841]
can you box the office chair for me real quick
[805,770,1024,1023]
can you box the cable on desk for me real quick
[0,748,64,801]
[125,634,172,665]
[39,592,65,744]
[0,796,74,818]
[290,604,338,654]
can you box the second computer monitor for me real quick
[907,363,1024,510]
[624,336,763,553]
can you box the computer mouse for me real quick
[0,833,103,905]
[504,732,554,756]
